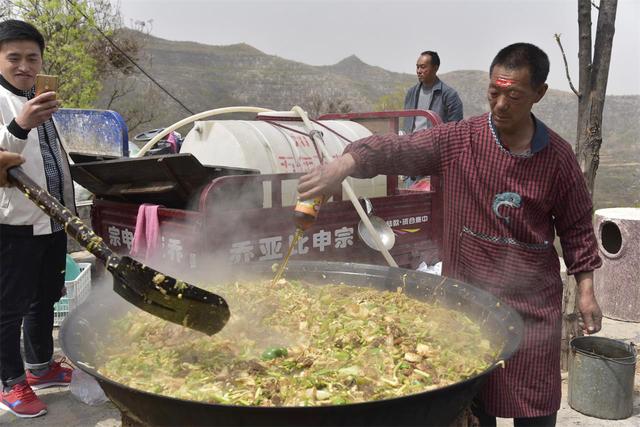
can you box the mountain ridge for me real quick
[105,31,638,208]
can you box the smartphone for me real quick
[35,74,59,96]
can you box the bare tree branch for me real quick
[576,0,593,145]
[554,33,580,97]
[105,87,126,109]
[591,1,600,10]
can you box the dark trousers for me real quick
[472,400,557,427]
[0,226,66,385]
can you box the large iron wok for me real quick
[60,261,523,426]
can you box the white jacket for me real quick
[0,81,75,235]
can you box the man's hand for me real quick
[14,92,60,131]
[297,154,357,200]
[575,271,603,335]
[0,151,25,187]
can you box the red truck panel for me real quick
[91,173,443,273]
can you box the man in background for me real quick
[403,50,463,133]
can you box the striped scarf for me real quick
[22,87,65,232]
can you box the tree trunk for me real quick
[561,277,582,371]
[561,0,617,371]
[575,0,592,143]
[575,0,618,196]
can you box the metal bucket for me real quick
[568,336,637,419]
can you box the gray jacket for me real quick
[402,79,463,133]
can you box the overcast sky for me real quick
[115,0,640,95]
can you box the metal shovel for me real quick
[7,166,230,335]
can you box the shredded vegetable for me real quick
[97,279,499,406]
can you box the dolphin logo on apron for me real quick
[492,192,521,224]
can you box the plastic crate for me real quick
[54,263,91,326]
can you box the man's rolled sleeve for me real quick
[1,121,30,154]
[7,119,30,139]
[343,120,471,179]
[344,130,441,179]
[7,119,29,140]
[553,157,602,275]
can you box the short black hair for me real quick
[490,43,549,88]
[420,51,440,68]
[0,19,45,54]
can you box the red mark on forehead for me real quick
[495,77,516,87]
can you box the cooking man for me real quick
[298,43,602,427]
[0,19,74,419]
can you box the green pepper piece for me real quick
[334,350,350,361]
[261,346,288,360]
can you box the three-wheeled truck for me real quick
[67,109,445,276]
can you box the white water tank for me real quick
[180,112,387,202]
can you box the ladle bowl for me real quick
[358,215,395,251]
[357,197,395,251]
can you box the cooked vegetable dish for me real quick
[97,278,499,406]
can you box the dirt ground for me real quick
[0,269,638,427]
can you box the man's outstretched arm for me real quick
[298,153,356,200]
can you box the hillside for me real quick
[102,32,639,209]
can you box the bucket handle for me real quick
[573,342,637,365]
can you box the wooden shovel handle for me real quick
[7,166,116,267]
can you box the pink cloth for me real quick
[166,132,178,153]
[130,204,161,260]
[408,176,431,191]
